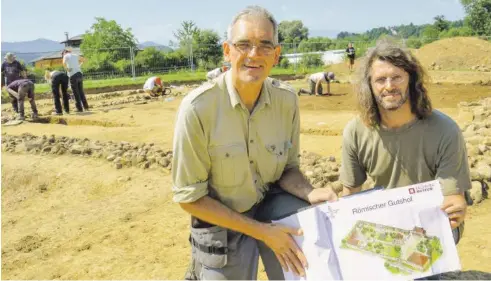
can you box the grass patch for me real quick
[32,67,324,93]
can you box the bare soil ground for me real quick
[2,74,491,279]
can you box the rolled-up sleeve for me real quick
[172,103,210,203]
[436,125,472,196]
[285,95,300,170]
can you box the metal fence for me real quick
[2,36,489,84]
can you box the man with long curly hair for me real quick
[340,39,470,246]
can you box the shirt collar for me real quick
[224,71,271,109]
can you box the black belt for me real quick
[188,236,228,255]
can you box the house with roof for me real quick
[405,251,430,271]
[31,33,84,68]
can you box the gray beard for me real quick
[375,88,409,111]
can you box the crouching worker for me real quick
[298,71,335,96]
[143,76,170,97]
[45,70,70,115]
[4,79,38,120]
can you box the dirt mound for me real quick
[414,37,491,71]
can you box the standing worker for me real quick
[2,52,28,114]
[346,42,356,72]
[63,48,89,112]
[1,52,27,87]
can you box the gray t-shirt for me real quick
[340,110,471,195]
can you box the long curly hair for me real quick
[355,39,432,128]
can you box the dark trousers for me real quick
[69,72,89,111]
[10,95,18,113]
[309,80,323,95]
[8,82,38,117]
[52,73,70,113]
[185,186,310,280]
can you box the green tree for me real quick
[173,21,201,68]
[135,47,167,69]
[434,15,450,32]
[300,53,323,67]
[278,20,309,43]
[193,29,222,69]
[174,20,200,47]
[465,0,491,36]
[422,26,440,44]
[81,17,137,61]
[279,57,290,68]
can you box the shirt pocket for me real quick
[209,144,249,188]
[265,141,292,180]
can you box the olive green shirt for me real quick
[340,110,471,195]
[172,71,300,212]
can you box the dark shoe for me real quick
[32,113,39,119]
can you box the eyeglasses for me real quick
[372,76,406,87]
[231,41,276,55]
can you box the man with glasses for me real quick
[340,40,470,254]
[172,5,337,280]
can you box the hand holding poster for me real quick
[275,180,461,280]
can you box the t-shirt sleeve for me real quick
[340,120,367,188]
[435,124,472,195]
[171,103,210,203]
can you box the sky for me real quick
[1,0,466,44]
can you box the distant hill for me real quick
[138,41,173,52]
[2,38,63,53]
[1,38,175,64]
[1,38,63,64]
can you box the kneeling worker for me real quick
[298,71,335,96]
[143,76,169,97]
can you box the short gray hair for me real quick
[227,5,279,45]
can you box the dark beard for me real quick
[375,89,409,111]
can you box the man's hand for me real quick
[307,187,338,204]
[259,223,308,277]
[441,194,467,229]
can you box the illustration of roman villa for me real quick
[341,221,443,275]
